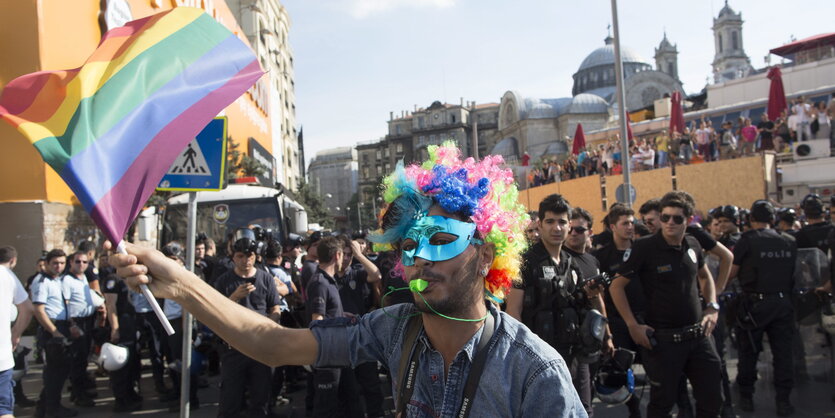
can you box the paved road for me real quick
[11,324,835,418]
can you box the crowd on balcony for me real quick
[526,96,835,188]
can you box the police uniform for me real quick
[795,221,834,255]
[62,272,97,405]
[32,274,73,415]
[592,242,644,418]
[306,267,363,418]
[336,264,385,418]
[563,247,603,418]
[101,268,142,409]
[214,268,280,418]
[520,242,594,416]
[131,285,169,395]
[619,233,723,418]
[732,228,797,409]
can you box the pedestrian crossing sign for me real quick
[157,117,227,191]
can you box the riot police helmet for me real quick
[801,194,824,218]
[749,200,775,223]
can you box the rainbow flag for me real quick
[0,7,263,244]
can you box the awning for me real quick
[769,33,835,58]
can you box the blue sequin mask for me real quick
[401,215,482,266]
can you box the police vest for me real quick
[737,229,797,293]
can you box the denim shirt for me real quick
[311,303,587,417]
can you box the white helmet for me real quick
[98,342,129,371]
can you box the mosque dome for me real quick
[572,35,653,97]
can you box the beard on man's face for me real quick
[412,250,482,318]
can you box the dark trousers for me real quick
[567,357,593,417]
[219,349,272,417]
[37,323,71,411]
[135,311,168,392]
[312,367,363,418]
[68,316,93,398]
[642,335,722,418]
[166,316,199,403]
[109,313,140,401]
[735,297,795,401]
[354,361,385,418]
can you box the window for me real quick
[668,62,674,75]
[362,167,369,178]
[451,114,456,124]
[418,117,425,128]
[429,135,436,144]
[718,34,723,53]
[396,124,402,135]
[375,150,381,160]
[419,136,426,145]
[384,148,390,158]
[731,31,738,50]
[396,143,403,153]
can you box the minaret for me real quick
[712,0,751,83]
[654,31,679,81]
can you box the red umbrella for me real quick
[767,67,787,121]
[669,91,685,134]
[572,123,586,155]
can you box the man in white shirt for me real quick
[1,246,34,418]
[793,96,812,141]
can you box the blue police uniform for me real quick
[32,274,73,415]
[62,273,97,405]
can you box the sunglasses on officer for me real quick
[568,225,588,234]
[660,214,686,225]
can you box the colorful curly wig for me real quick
[369,141,530,302]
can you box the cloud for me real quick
[342,0,455,18]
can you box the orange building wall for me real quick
[0,0,271,205]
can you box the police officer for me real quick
[334,235,385,418]
[610,191,722,418]
[214,229,281,417]
[711,205,743,249]
[726,200,797,416]
[32,249,78,418]
[592,202,643,418]
[101,253,143,412]
[796,194,834,255]
[776,208,799,236]
[62,251,99,408]
[506,194,605,417]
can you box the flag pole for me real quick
[116,241,175,336]
[180,191,197,417]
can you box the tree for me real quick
[226,137,267,186]
[296,180,333,230]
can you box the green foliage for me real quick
[296,180,333,229]
[225,137,267,186]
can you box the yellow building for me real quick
[0,0,273,272]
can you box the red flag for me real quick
[625,111,634,141]
[572,123,586,155]
[670,91,685,135]
[767,67,787,121]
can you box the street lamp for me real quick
[357,202,363,233]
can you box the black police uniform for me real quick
[214,268,280,418]
[732,228,797,405]
[718,231,741,250]
[619,233,723,418]
[520,242,594,417]
[307,268,363,418]
[563,247,603,418]
[795,221,834,255]
[336,264,385,418]
[101,268,142,409]
[592,241,644,417]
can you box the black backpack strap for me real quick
[395,315,424,416]
[457,312,495,418]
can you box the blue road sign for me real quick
[157,117,227,192]
[615,183,637,204]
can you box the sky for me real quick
[281,0,833,167]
